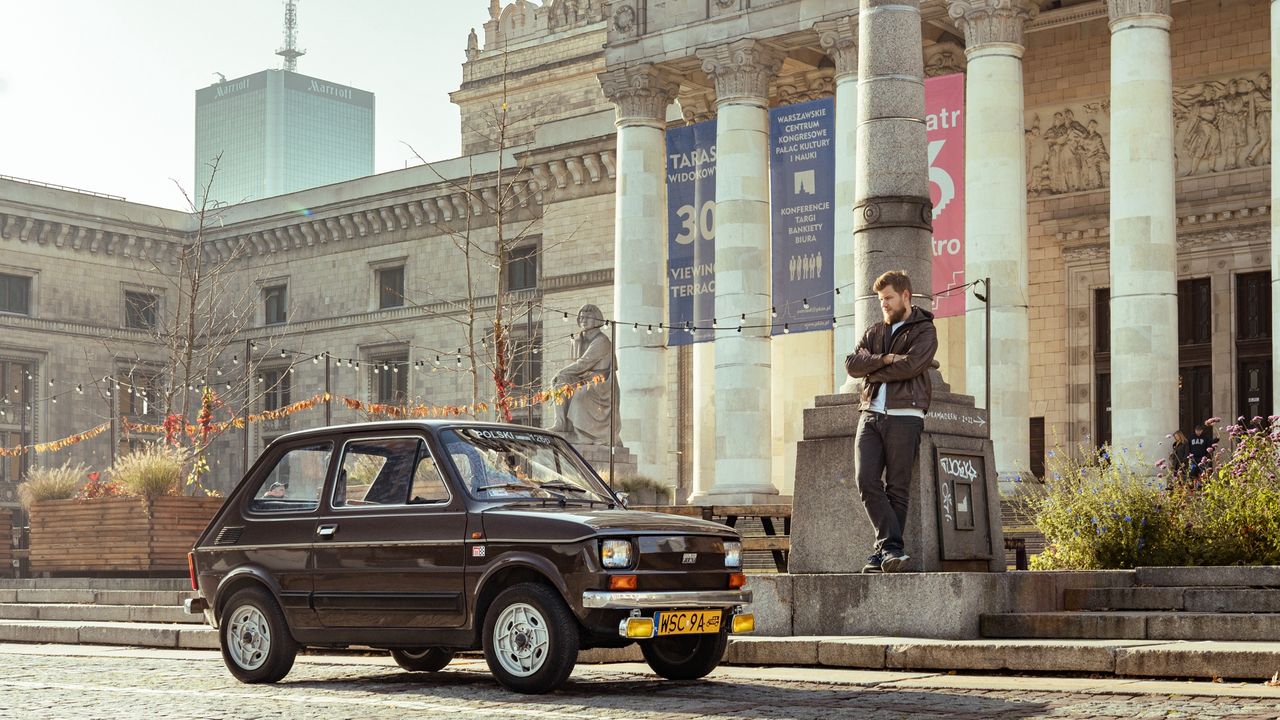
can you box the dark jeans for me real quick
[855,412,925,555]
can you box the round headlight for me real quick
[601,539,633,569]
[724,540,742,568]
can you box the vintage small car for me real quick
[185,420,753,693]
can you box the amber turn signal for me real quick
[731,613,755,634]
[728,572,747,589]
[187,552,198,591]
[609,574,638,591]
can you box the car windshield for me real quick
[441,427,615,504]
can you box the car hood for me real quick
[480,505,736,541]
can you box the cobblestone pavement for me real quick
[0,645,1276,720]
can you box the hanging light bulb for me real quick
[783,324,791,334]
[832,316,839,327]
[225,383,232,391]
[312,356,319,365]
[803,298,809,310]
[216,368,223,376]
[562,312,569,322]
[632,323,638,332]
[835,287,842,295]
[76,384,83,394]
[771,306,777,318]
[280,349,286,358]
[51,397,57,404]
[646,325,652,335]
[288,367,294,375]
[48,378,54,387]
[232,355,239,365]
[251,341,258,350]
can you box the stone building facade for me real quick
[0,0,1276,515]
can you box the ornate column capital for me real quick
[1107,0,1171,27]
[814,16,858,79]
[598,63,681,126]
[947,0,1039,54]
[676,88,716,125]
[696,39,786,106]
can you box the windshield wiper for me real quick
[538,481,588,493]
[476,481,539,492]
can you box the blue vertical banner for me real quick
[769,97,835,335]
[665,118,717,346]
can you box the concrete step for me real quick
[0,603,200,624]
[0,619,218,650]
[0,578,191,591]
[0,588,193,606]
[724,636,1280,681]
[1135,566,1280,588]
[981,611,1280,641]
[1064,587,1280,613]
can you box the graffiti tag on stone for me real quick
[939,457,978,482]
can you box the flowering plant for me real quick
[75,470,125,501]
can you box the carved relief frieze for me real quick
[609,0,644,41]
[1027,69,1271,197]
[546,0,605,33]
[924,42,967,77]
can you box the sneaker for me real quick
[880,549,911,573]
[861,552,883,574]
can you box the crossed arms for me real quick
[844,322,938,383]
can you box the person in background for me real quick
[1187,423,1215,479]
[1169,429,1190,487]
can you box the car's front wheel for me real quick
[391,647,454,672]
[482,582,579,694]
[218,587,298,683]
[641,629,729,681]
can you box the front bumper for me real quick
[582,588,752,610]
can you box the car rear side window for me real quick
[249,442,333,513]
[334,437,447,508]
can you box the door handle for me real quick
[317,524,338,539]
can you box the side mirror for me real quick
[615,491,629,508]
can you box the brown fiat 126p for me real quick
[185,420,754,694]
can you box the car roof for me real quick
[271,419,566,445]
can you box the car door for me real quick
[311,433,468,629]
[232,440,335,631]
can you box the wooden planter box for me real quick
[29,496,224,575]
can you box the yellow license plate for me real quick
[655,609,722,636]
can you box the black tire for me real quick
[641,628,729,681]
[218,586,298,683]
[481,582,579,694]
[391,647,455,672]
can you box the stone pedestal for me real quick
[789,384,1004,574]
[576,443,638,483]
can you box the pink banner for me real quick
[925,73,965,318]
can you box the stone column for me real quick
[598,64,680,481]
[855,0,933,311]
[697,39,785,502]
[816,16,861,393]
[1108,0,1178,452]
[949,0,1037,482]
[1273,0,1280,415]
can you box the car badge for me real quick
[472,545,486,558]
[682,553,697,564]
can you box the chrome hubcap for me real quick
[493,602,549,677]
[227,605,271,671]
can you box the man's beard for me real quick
[883,305,909,324]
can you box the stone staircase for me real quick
[981,566,1280,642]
[0,578,217,649]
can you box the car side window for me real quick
[334,437,421,508]
[409,452,450,504]
[249,442,332,513]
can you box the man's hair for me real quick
[873,270,912,295]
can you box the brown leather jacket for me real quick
[844,306,939,414]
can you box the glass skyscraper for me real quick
[194,70,374,206]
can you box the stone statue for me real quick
[549,304,621,445]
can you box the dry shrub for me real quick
[111,443,187,497]
[17,462,87,508]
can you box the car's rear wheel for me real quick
[219,587,297,683]
[391,647,454,672]
[641,628,728,681]
[482,582,579,694]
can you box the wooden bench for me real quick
[631,504,791,572]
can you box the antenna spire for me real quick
[275,0,306,72]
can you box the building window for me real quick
[262,368,292,411]
[0,360,34,485]
[1093,288,1110,447]
[0,273,31,315]
[1236,272,1272,423]
[377,266,405,309]
[372,353,409,405]
[118,373,162,420]
[506,245,538,292]
[1029,417,1045,479]
[1177,278,1213,432]
[124,291,159,330]
[263,284,287,325]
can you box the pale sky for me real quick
[0,1,484,209]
